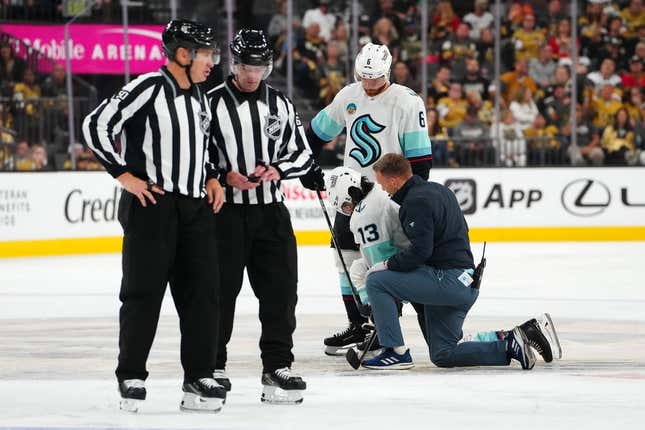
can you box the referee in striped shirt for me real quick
[82,20,227,410]
[208,29,315,395]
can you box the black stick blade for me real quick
[346,348,361,370]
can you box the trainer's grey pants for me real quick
[366,266,510,367]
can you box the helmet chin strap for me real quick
[174,49,195,86]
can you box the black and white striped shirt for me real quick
[82,66,217,198]
[208,76,312,205]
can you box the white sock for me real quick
[393,346,407,355]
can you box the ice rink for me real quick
[1,242,644,429]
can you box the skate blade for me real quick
[324,345,355,356]
[119,398,142,413]
[540,313,563,360]
[180,392,224,413]
[261,385,304,405]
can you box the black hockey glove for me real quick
[300,162,325,191]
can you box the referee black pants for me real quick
[215,202,298,374]
[116,191,219,382]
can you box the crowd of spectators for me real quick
[3,0,645,169]
[0,41,102,172]
[268,0,645,168]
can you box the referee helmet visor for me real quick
[230,29,273,79]
[162,20,220,64]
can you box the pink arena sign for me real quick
[0,24,167,74]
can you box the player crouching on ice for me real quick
[325,163,562,371]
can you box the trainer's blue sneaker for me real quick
[362,348,414,370]
[507,326,536,370]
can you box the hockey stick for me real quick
[345,323,378,370]
[315,190,371,317]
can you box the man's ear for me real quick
[175,47,191,65]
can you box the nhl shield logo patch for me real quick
[346,102,357,114]
[264,114,282,140]
[199,110,210,135]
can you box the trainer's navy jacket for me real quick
[388,175,474,272]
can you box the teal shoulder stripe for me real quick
[401,130,432,157]
[311,111,344,142]
[363,241,399,266]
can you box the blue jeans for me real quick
[366,266,509,367]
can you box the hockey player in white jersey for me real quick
[325,167,562,366]
[300,43,433,353]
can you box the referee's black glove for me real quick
[300,162,325,191]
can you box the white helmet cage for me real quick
[325,167,362,214]
[354,42,392,82]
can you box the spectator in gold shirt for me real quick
[512,13,545,62]
[592,84,624,128]
[601,107,635,165]
[437,83,468,130]
[500,59,538,104]
[524,113,561,165]
[621,0,645,38]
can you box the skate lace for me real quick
[274,367,294,381]
[528,339,544,355]
[332,325,353,338]
[197,378,221,389]
[123,379,145,389]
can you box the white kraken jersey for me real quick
[349,186,410,267]
[310,83,432,181]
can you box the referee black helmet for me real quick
[230,29,272,65]
[162,19,220,64]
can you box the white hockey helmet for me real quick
[354,43,392,81]
[326,166,362,215]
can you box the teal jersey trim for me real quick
[339,273,352,296]
[400,131,432,157]
[363,240,399,266]
[472,331,501,343]
[311,110,344,142]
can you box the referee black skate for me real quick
[207,29,312,404]
[82,19,226,413]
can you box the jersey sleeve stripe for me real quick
[311,110,344,142]
[401,130,432,157]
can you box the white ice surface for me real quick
[1,243,644,429]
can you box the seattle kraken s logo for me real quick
[349,114,386,167]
